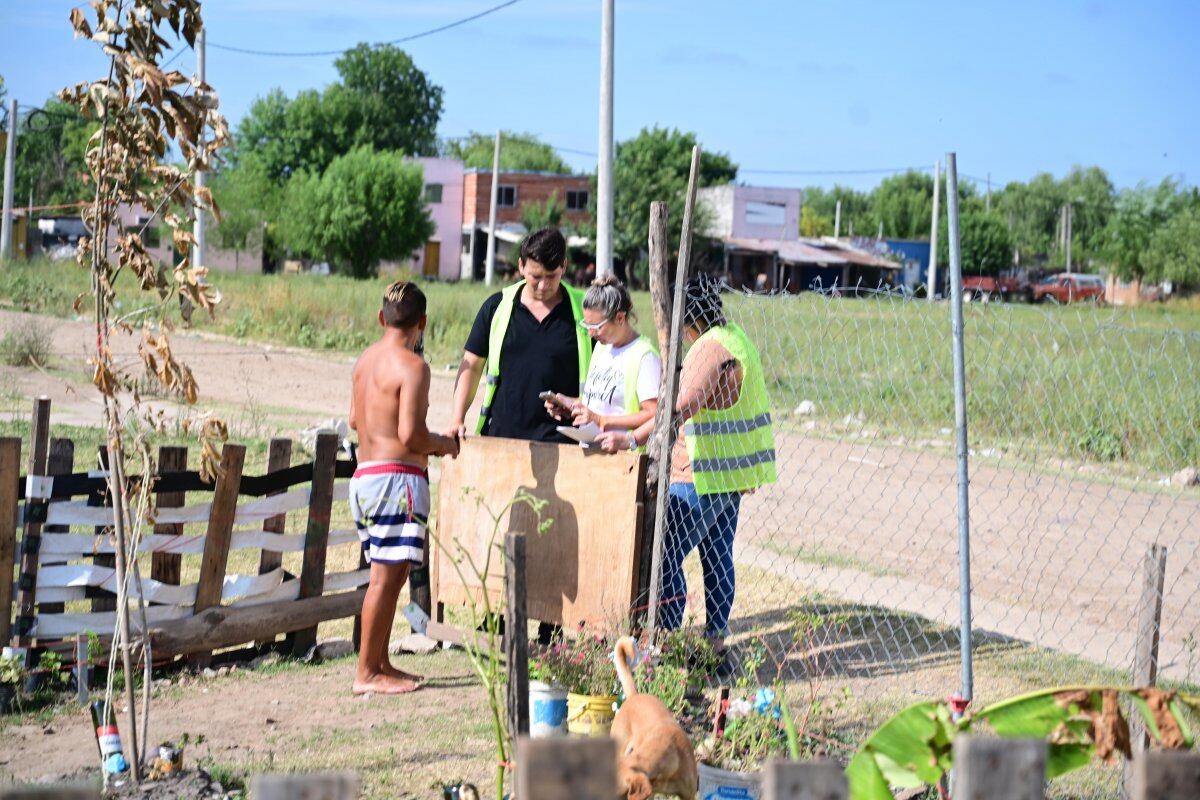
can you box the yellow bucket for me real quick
[566,692,617,737]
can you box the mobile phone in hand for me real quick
[539,391,572,410]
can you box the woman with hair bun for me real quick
[545,275,662,453]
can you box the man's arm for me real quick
[399,360,459,457]
[447,352,486,439]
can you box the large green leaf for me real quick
[1169,698,1195,748]
[845,751,893,800]
[1129,694,1162,741]
[1047,743,1095,778]
[846,701,952,797]
[978,688,1077,737]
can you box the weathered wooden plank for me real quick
[256,438,293,576]
[151,589,366,658]
[150,445,188,586]
[0,437,22,644]
[952,736,1046,800]
[515,736,617,800]
[14,397,51,648]
[290,433,337,656]
[1131,750,1200,800]
[506,532,529,739]
[190,444,246,667]
[763,759,847,800]
[250,772,359,800]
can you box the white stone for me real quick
[391,633,439,655]
[1171,467,1199,487]
[793,400,816,416]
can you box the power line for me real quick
[206,0,523,57]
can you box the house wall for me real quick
[1106,273,1142,306]
[698,185,801,241]
[462,170,592,228]
[409,157,464,280]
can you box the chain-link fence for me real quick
[652,280,1200,780]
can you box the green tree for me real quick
[333,43,443,157]
[602,126,737,282]
[994,172,1063,265]
[1059,165,1115,266]
[13,97,97,208]
[208,160,280,253]
[800,185,876,238]
[1146,204,1200,288]
[280,146,434,278]
[521,191,567,232]
[869,170,934,239]
[444,131,572,173]
[234,44,442,181]
[1099,179,1182,281]
[799,205,832,237]
[937,212,1013,276]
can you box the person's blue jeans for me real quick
[659,482,742,638]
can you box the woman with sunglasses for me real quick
[545,276,661,452]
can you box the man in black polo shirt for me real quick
[447,228,591,443]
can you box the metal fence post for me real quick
[945,152,974,703]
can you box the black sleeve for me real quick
[464,292,503,358]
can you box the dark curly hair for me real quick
[682,273,726,330]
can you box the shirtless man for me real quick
[348,280,458,695]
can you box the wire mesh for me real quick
[652,278,1200,779]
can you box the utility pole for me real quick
[877,220,883,240]
[1,99,17,262]
[928,160,941,301]
[192,28,206,268]
[596,0,615,278]
[833,199,842,239]
[484,130,501,286]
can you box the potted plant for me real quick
[527,655,569,738]
[696,686,794,799]
[531,635,618,737]
[0,652,24,714]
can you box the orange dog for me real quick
[611,637,698,800]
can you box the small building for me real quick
[461,169,592,280]
[884,239,932,292]
[408,157,464,281]
[698,184,898,293]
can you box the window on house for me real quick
[566,190,589,211]
[424,183,443,204]
[497,185,517,207]
[744,200,787,227]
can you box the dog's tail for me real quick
[613,636,639,698]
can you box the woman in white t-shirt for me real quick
[545,276,662,453]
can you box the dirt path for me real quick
[0,651,495,798]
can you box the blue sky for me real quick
[2,0,1197,191]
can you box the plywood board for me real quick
[433,437,646,631]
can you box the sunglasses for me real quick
[578,317,611,332]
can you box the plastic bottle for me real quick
[89,700,130,775]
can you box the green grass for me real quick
[1,259,1197,472]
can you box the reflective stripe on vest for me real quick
[477,280,591,435]
[683,323,777,495]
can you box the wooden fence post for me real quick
[249,773,358,800]
[516,737,618,800]
[14,397,51,651]
[506,532,529,739]
[0,437,22,645]
[763,760,847,800]
[190,443,246,667]
[38,438,75,617]
[952,736,1046,800]
[151,445,189,586]
[87,446,115,612]
[290,432,337,657]
[255,438,292,650]
[1131,750,1200,800]
[1125,544,1168,798]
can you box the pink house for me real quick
[409,157,465,280]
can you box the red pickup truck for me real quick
[961,275,1029,302]
[1031,273,1106,304]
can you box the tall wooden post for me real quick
[506,532,529,739]
[1125,544,1168,797]
[14,398,51,650]
[952,737,1046,800]
[290,433,337,656]
[0,437,22,644]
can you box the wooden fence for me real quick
[4,739,1196,799]
[1,397,367,665]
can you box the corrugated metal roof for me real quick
[725,237,847,266]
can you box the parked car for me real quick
[962,275,1030,302]
[1032,273,1106,304]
